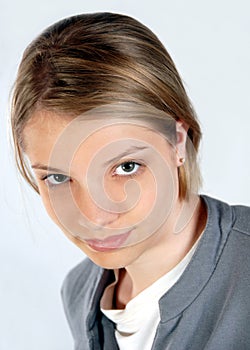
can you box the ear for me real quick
[175,120,189,167]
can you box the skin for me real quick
[23,110,207,307]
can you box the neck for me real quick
[115,195,207,308]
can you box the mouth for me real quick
[85,230,133,252]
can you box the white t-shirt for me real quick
[101,238,200,350]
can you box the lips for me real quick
[85,230,132,252]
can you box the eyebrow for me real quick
[31,164,67,173]
[103,146,149,166]
[31,146,149,173]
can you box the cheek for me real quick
[127,173,157,221]
[127,160,179,226]
[39,189,80,245]
[39,188,63,228]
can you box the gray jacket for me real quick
[61,195,250,349]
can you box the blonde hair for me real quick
[11,12,202,198]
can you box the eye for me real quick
[114,161,141,176]
[44,174,70,187]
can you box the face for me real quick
[23,109,186,269]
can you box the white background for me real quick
[0,1,249,349]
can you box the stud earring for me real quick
[179,157,185,164]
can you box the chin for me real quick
[66,230,147,269]
[74,239,137,269]
[84,246,134,270]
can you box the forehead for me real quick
[23,110,176,181]
[23,110,173,155]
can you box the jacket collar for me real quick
[158,195,234,322]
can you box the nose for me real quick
[74,185,120,228]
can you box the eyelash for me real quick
[112,160,143,179]
[41,174,70,188]
[40,160,144,188]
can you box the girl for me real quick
[11,12,250,350]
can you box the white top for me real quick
[101,238,201,350]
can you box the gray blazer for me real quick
[61,195,250,349]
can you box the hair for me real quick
[11,12,202,199]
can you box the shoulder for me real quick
[202,194,250,236]
[60,259,110,342]
[231,204,250,236]
[61,258,103,310]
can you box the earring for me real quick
[179,157,185,164]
